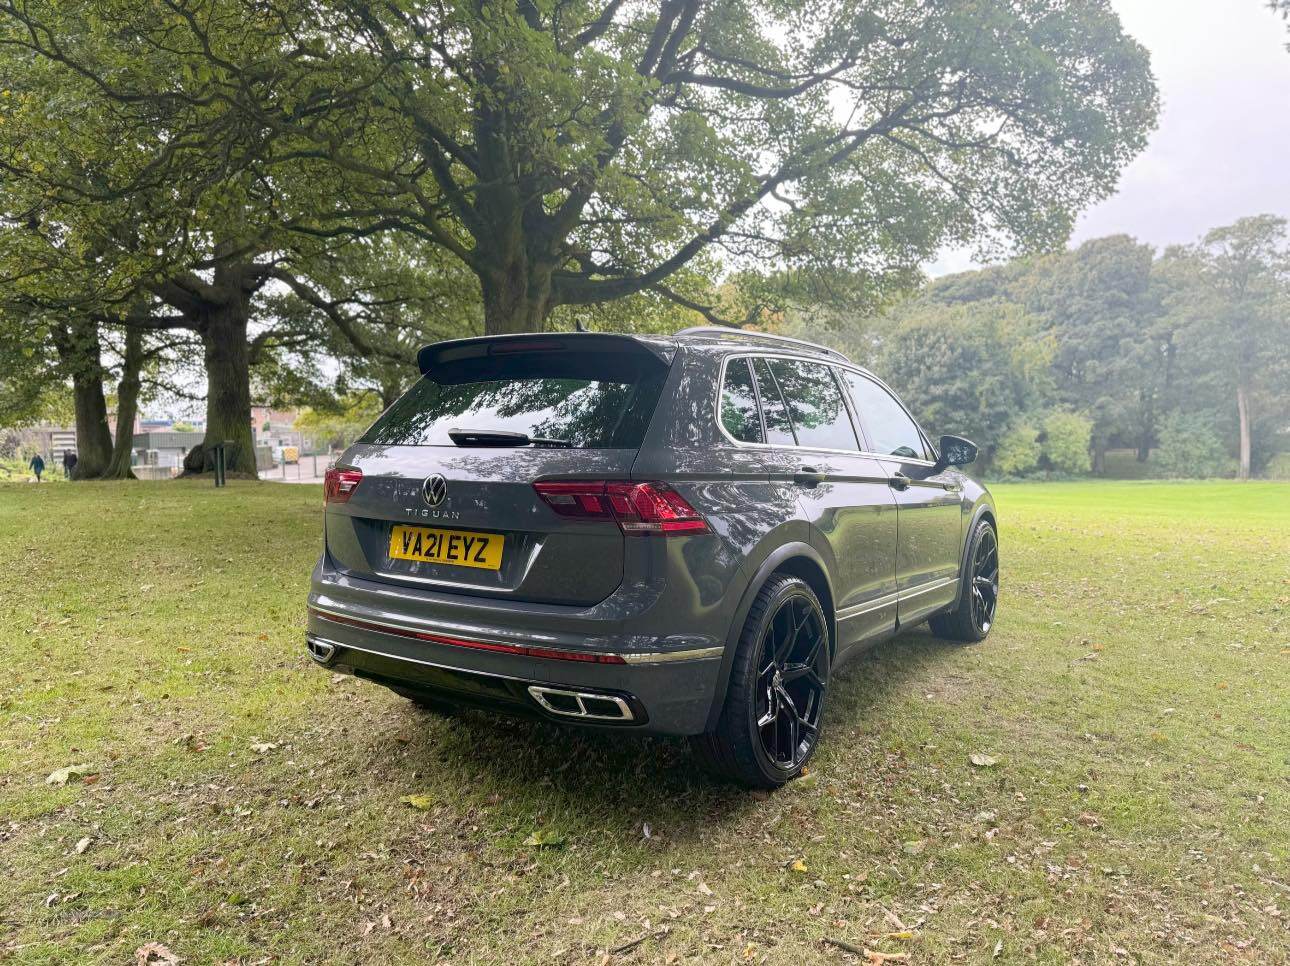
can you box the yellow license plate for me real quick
[388,526,504,571]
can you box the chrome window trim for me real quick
[713,351,940,466]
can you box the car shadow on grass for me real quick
[360,626,968,847]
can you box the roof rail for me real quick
[674,326,850,363]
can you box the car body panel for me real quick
[308,331,994,737]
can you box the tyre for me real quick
[930,518,999,643]
[693,575,830,789]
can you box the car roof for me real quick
[670,326,851,364]
[416,328,865,374]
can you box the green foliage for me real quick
[1264,452,1290,480]
[1041,411,1092,475]
[994,424,1042,477]
[875,299,1053,459]
[294,394,385,451]
[1,0,1157,334]
[1151,414,1234,479]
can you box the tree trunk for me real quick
[1137,389,1153,463]
[182,300,257,477]
[54,318,114,479]
[1091,441,1106,476]
[1236,382,1251,481]
[380,378,404,410]
[70,368,115,478]
[104,327,143,480]
[480,261,554,335]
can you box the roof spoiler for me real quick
[417,332,674,376]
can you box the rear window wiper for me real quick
[447,428,573,448]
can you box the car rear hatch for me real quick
[324,334,675,606]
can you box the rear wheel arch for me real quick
[770,556,836,659]
[702,543,836,732]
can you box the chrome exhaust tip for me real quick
[305,635,337,665]
[526,685,634,722]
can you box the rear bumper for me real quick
[306,559,726,736]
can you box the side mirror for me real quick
[935,434,978,470]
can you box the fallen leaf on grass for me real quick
[522,829,566,849]
[901,840,926,855]
[134,942,179,965]
[969,752,998,768]
[399,793,436,810]
[250,741,279,754]
[1076,813,1101,829]
[46,764,93,785]
[75,837,92,854]
[790,859,809,873]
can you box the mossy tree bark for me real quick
[51,318,114,479]
[104,327,144,480]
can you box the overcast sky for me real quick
[932,0,1290,275]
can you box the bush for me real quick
[1152,414,1234,479]
[994,424,1041,476]
[1264,452,1290,481]
[1041,412,1093,475]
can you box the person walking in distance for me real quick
[29,453,45,483]
[62,450,77,479]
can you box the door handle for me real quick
[793,466,828,487]
[888,472,911,491]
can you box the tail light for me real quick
[534,481,710,535]
[324,467,363,504]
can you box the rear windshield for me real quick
[361,349,669,449]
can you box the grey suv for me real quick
[307,327,997,788]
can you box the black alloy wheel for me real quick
[754,593,828,770]
[930,518,999,643]
[968,524,999,635]
[692,575,830,788]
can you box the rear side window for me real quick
[751,359,797,446]
[765,358,859,451]
[719,358,764,443]
[841,371,929,460]
[363,350,668,449]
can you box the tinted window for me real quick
[841,372,928,460]
[751,359,797,445]
[766,359,859,451]
[719,358,764,443]
[363,351,667,449]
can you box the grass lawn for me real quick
[0,479,1286,964]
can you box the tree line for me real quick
[787,220,1290,480]
[0,0,1158,477]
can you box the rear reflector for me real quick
[533,481,710,535]
[324,467,363,504]
[309,608,627,664]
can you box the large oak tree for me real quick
[4,0,1157,338]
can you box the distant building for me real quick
[131,431,207,473]
[252,407,323,461]
[17,424,79,461]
